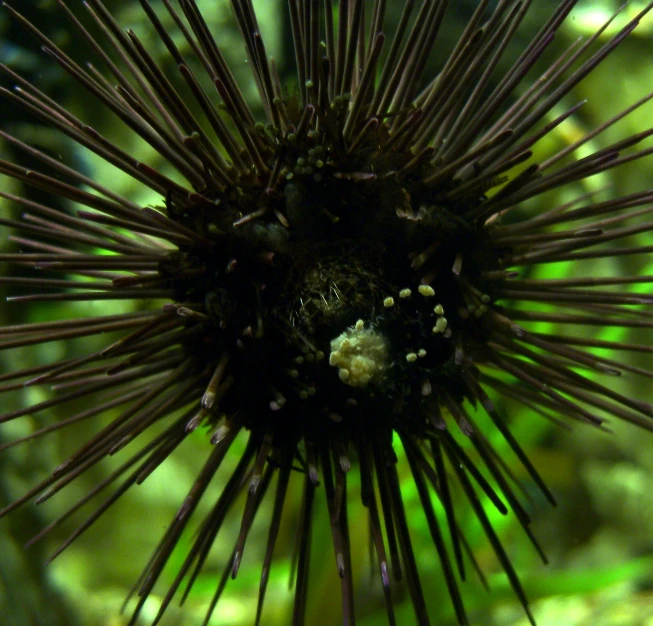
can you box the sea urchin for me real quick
[1,1,653,625]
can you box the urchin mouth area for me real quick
[329,318,389,387]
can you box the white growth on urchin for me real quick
[329,319,388,387]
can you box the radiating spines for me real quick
[3,0,651,221]
[2,2,653,625]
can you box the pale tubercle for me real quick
[329,319,389,387]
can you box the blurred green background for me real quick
[1,1,653,625]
